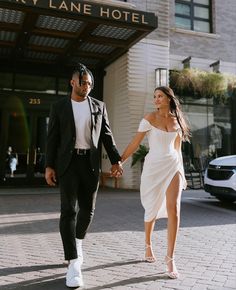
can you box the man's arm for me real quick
[100,104,123,176]
[100,104,121,163]
[45,104,60,186]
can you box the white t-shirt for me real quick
[71,99,91,149]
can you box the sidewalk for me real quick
[0,187,235,290]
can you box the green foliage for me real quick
[198,71,226,97]
[131,144,149,167]
[170,68,236,102]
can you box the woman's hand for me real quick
[110,162,123,177]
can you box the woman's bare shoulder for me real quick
[143,112,156,122]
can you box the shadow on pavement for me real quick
[83,259,144,272]
[0,274,170,290]
[84,273,169,290]
[0,260,168,290]
[0,264,65,276]
[0,275,66,290]
[0,189,235,237]
[89,197,236,232]
[193,198,236,211]
[0,194,60,215]
[0,218,59,235]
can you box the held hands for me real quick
[45,167,57,186]
[110,161,123,178]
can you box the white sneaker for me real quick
[66,260,84,288]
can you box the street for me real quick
[0,187,235,290]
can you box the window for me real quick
[175,0,212,33]
[14,74,56,94]
[0,72,13,91]
[58,78,70,95]
[155,68,168,87]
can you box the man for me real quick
[45,63,123,288]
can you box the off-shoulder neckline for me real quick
[143,118,180,133]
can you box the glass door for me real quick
[33,115,49,179]
[5,112,30,179]
[3,110,49,185]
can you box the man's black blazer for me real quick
[45,96,121,177]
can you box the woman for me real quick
[121,86,190,279]
[9,153,18,177]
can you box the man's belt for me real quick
[74,149,90,156]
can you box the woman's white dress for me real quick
[9,157,17,172]
[138,118,186,222]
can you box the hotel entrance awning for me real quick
[0,0,157,70]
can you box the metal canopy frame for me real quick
[0,0,157,72]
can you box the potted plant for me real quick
[131,144,149,167]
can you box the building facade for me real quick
[0,0,235,188]
[0,0,157,186]
[102,0,236,189]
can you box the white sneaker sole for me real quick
[66,277,84,288]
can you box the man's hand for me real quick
[45,167,57,186]
[110,161,123,178]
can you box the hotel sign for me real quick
[3,0,157,27]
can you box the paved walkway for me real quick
[0,187,235,290]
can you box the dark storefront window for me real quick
[175,0,212,33]
[212,102,231,156]
[14,74,56,94]
[58,78,70,95]
[181,96,231,171]
[0,71,70,95]
[0,72,13,90]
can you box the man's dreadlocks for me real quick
[72,63,94,89]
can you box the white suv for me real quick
[204,155,236,202]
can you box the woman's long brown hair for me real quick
[155,86,191,142]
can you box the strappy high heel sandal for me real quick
[145,244,156,263]
[165,255,179,279]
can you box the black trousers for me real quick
[58,152,99,261]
